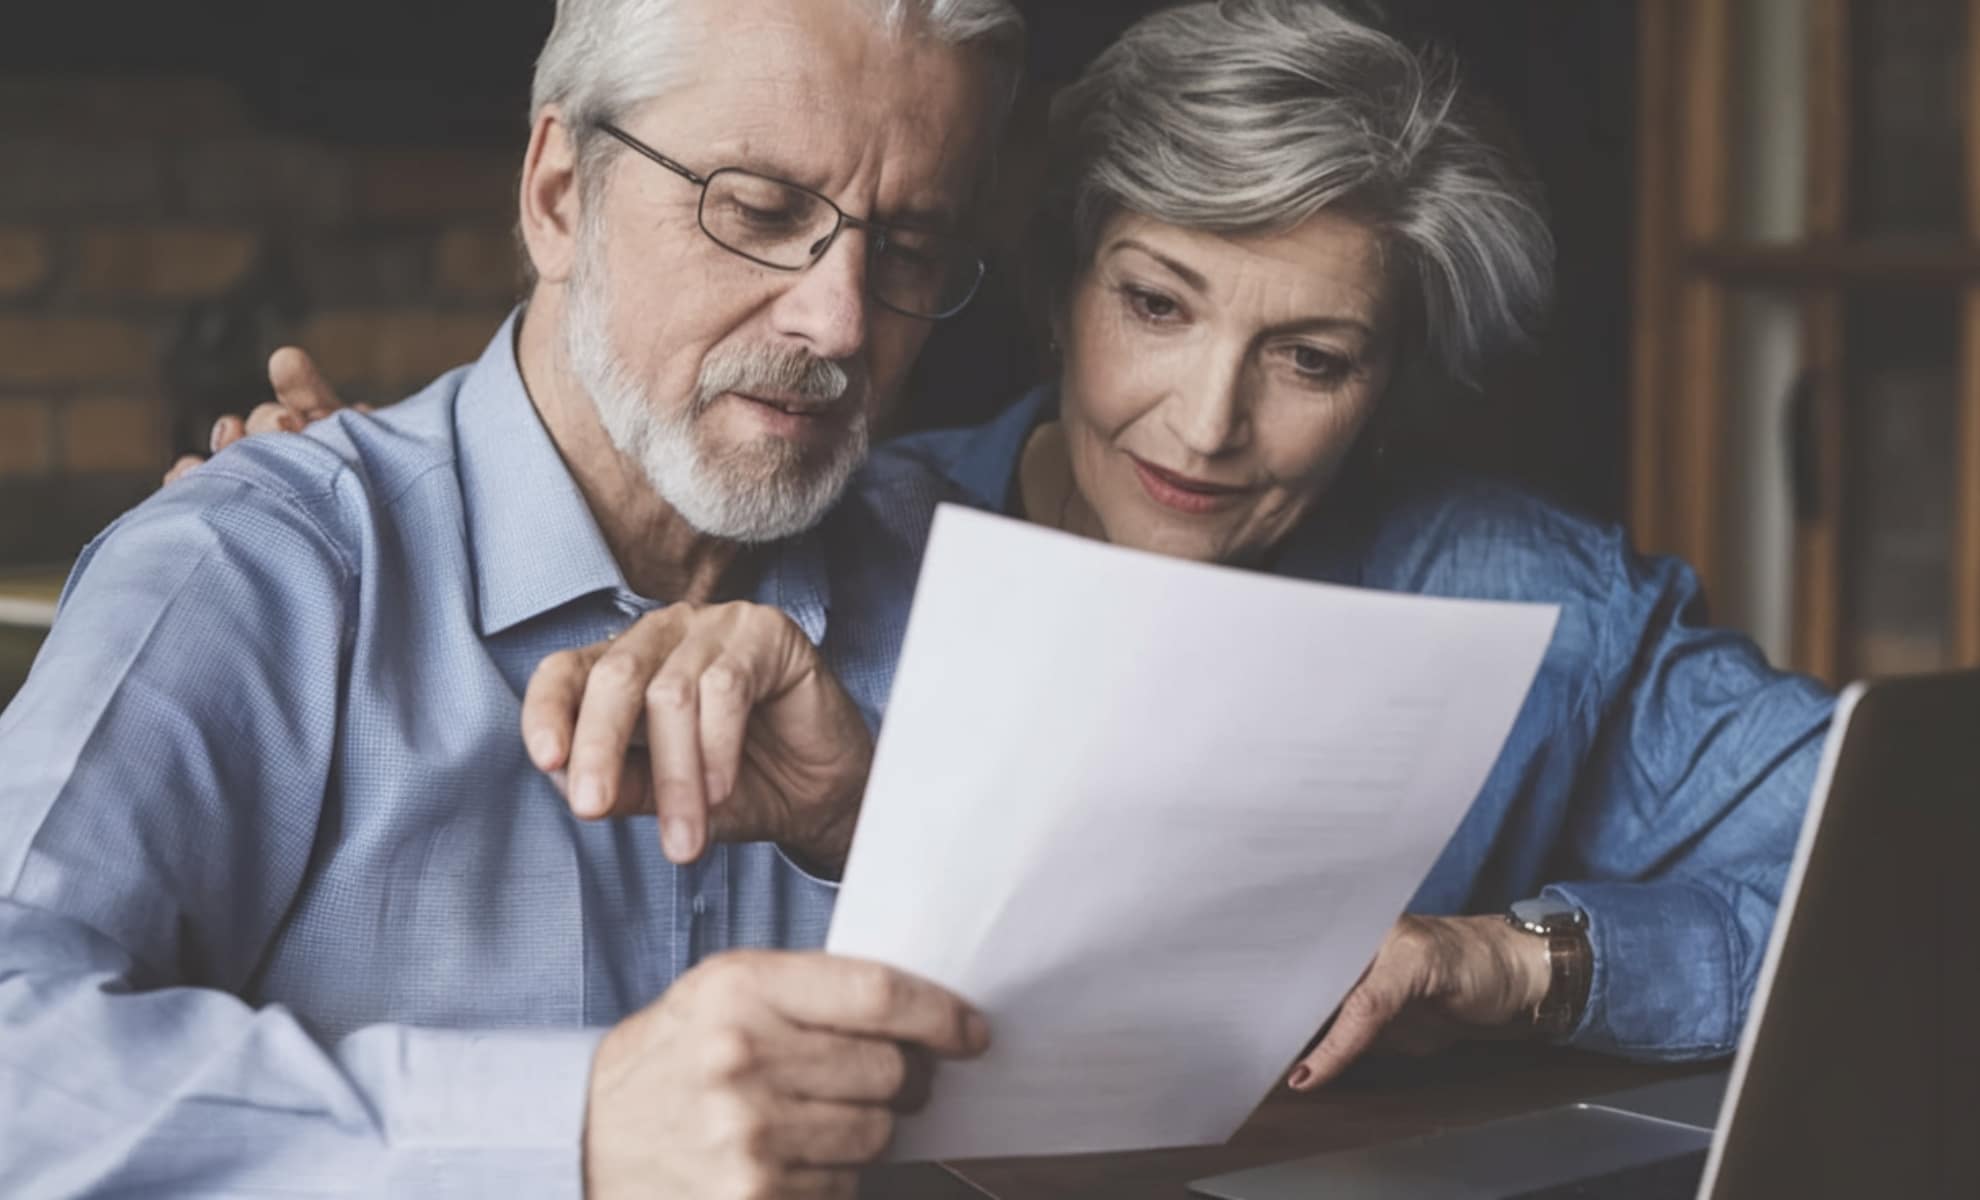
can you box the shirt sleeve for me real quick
[1546,536,1832,1061]
[0,464,601,1196]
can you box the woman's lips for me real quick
[1127,454,1248,516]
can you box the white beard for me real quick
[562,232,870,544]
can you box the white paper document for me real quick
[826,505,1560,1162]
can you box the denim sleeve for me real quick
[0,468,599,1195]
[1546,536,1832,1061]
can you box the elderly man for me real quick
[0,0,1023,1195]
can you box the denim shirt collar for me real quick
[944,383,1055,515]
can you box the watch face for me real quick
[1509,896,1586,933]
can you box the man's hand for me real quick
[587,951,989,1200]
[164,347,361,484]
[1288,914,1553,1090]
[523,602,873,871]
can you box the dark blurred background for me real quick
[0,0,1634,559]
[2,1,1973,699]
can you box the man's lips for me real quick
[1128,454,1249,515]
[731,390,840,418]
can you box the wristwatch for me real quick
[1504,896,1592,1040]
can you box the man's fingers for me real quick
[244,400,302,437]
[163,454,206,485]
[268,346,345,421]
[698,653,760,809]
[566,636,673,819]
[696,604,826,812]
[645,641,716,863]
[758,1098,895,1166]
[754,955,990,1058]
[760,1030,934,1111]
[520,645,607,772]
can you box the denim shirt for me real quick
[884,384,1833,1063]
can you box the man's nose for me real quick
[769,230,872,363]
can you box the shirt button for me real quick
[691,896,707,916]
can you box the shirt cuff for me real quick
[342,1025,605,1198]
[1542,878,1747,1061]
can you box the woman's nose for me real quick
[1164,362,1251,457]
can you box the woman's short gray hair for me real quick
[1044,0,1553,388]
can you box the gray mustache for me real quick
[696,348,862,412]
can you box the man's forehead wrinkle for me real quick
[643,0,990,228]
[687,101,975,228]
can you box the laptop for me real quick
[1191,668,1980,1199]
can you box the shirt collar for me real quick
[455,310,835,643]
[943,383,1055,514]
[753,529,830,647]
[456,310,628,636]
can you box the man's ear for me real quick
[519,106,585,286]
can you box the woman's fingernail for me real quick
[704,772,724,806]
[665,818,696,860]
[209,420,226,452]
[573,775,606,817]
[1288,1066,1313,1089]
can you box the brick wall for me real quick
[0,74,524,565]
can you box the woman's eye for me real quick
[1124,286,1181,323]
[1289,345,1352,383]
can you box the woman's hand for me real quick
[1289,914,1554,1091]
[164,347,362,484]
[522,602,874,875]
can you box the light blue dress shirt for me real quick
[889,384,1834,1063]
[0,315,941,1196]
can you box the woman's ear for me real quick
[518,106,585,287]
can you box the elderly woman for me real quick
[195,0,1828,1089]
[876,0,1826,1085]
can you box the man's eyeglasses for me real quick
[594,122,986,322]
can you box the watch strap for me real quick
[1532,926,1592,1040]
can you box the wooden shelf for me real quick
[1687,242,1980,287]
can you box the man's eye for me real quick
[729,199,805,229]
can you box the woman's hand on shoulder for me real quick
[1288,913,1554,1091]
[163,347,366,485]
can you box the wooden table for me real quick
[864,1046,1720,1199]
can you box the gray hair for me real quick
[533,0,1026,144]
[520,0,1024,290]
[1043,0,1553,388]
